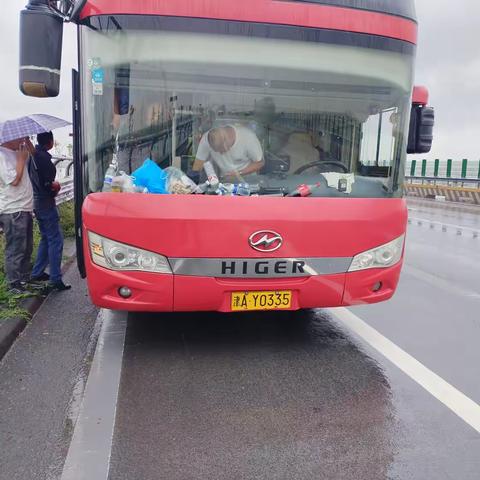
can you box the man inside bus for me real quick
[192,124,264,181]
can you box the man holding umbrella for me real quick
[0,137,34,294]
[0,114,71,293]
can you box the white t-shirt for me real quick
[196,125,263,174]
[0,146,33,214]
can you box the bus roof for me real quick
[79,0,417,44]
[291,1,415,21]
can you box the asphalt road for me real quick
[1,198,479,480]
[0,265,99,480]
[107,198,480,480]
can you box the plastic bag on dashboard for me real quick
[131,159,167,194]
[165,166,202,194]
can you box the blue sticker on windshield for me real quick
[92,68,105,83]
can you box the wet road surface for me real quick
[105,199,480,480]
[0,266,99,480]
[1,199,479,480]
[407,198,480,230]
[110,311,396,480]
[106,309,479,480]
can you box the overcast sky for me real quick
[0,0,479,160]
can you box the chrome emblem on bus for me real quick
[248,231,283,252]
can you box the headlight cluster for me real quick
[88,232,172,274]
[348,235,405,272]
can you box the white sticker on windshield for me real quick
[92,82,103,96]
[91,59,104,96]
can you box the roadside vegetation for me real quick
[0,201,75,320]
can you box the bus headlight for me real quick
[348,235,405,272]
[88,232,172,274]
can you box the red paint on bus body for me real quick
[80,0,417,44]
[83,195,407,258]
[82,195,406,311]
[84,263,174,311]
[174,274,348,312]
[343,262,403,305]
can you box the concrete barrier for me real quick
[405,183,480,205]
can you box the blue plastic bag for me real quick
[132,159,168,194]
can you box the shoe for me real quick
[8,282,32,296]
[27,281,49,292]
[30,272,50,282]
[49,280,72,291]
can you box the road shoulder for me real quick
[0,263,100,480]
[0,239,76,361]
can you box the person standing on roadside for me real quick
[28,131,71,291]
[0,137,34,294]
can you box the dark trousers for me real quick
[0,211,33,286]
[32,207,64,283]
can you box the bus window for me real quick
[81,27,412,198]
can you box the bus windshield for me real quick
[80,22,413,198]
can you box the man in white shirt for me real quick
[0,138,34,294]
[192,124,264,180]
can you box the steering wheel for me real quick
[293,160,349,174]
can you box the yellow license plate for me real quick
[231,291,292,311]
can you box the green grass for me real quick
[0,201,75,321]
[58,201,75,238]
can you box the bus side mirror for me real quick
[407,86,434,154]
[19,2,63,97]
[407,105,434,154]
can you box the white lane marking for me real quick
[61,310,127,480]
[328,307,480,434]
[409,216,480,236]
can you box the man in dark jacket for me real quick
[28,131,71,291]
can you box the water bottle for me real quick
[179,173,203,193]
[111,171,135,193]
[203,161,219,188]
[111,176,123,193]
[232,183,251,196]
[197,182,209,194]
[121,172,136,193]
[102,161,118,192]
[220,183,235,194]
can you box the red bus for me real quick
[20,0,433,312]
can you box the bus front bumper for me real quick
[85,261,402,312]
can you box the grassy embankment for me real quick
[0,201,75,320]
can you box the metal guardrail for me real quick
[405,176,480,189]
[51,156,74,205]
[53,156,74,180]
[53,156,70,167]
[56,178,74,205]
[404,179,480,205]
[405,160,480,203]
